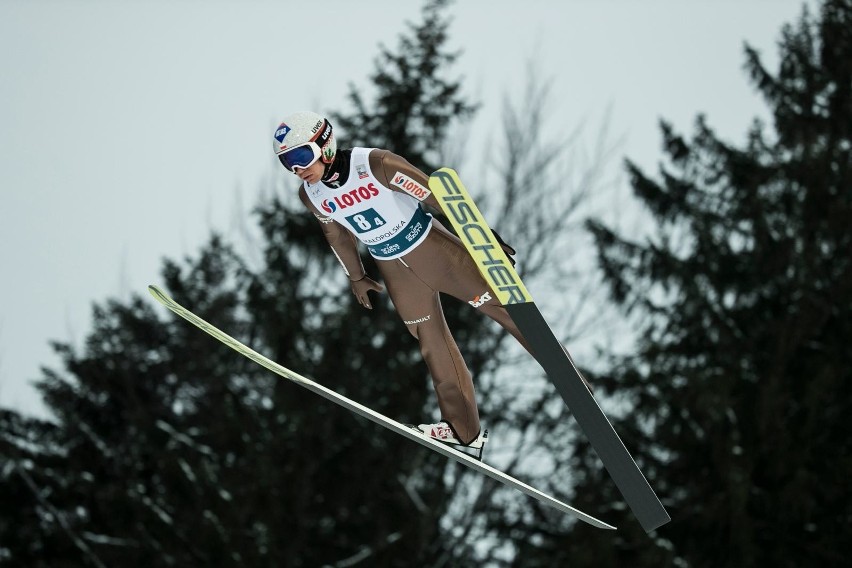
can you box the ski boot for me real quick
[414,421,488,461]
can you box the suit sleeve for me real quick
[298,186,366,281]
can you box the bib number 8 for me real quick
[345,208,386,234]
[353,214,371,231]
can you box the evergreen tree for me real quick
[333,0,476,171]
[507,1,852,566]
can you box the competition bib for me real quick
[304,148,432,259]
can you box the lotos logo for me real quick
[274,123,291,143]
[322,183,380,213]
[468,291,492,308]
[391,172,431,200]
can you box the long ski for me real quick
[147,285,615,530]
[428,167,670,533]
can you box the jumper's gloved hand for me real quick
[491,230,517,267]
[350,275,384,309]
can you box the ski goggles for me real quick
[278,143,322,172]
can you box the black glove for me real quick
[491,230,517,267]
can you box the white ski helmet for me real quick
[273,111,337,171]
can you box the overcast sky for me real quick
[0,0,814,418]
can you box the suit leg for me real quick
[379,259,482,445]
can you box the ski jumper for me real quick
[299,148,533,445]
